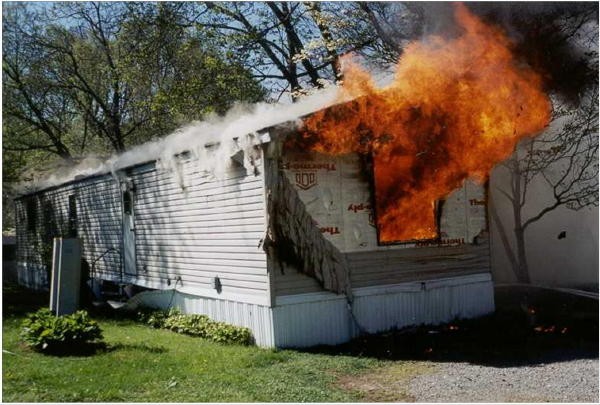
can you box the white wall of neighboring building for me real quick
[489,163,599,290]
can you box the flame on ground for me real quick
[302,3,551,243]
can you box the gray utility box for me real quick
[49,238,82,316]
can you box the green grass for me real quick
[2,286,390,402]
[3,315,386,402]
[6,283,595,402]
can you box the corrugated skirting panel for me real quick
[272,295,351,347]
[16,262,48,291]
[123,289,275,347]
[273,273,495,348]
[351,273,495,334]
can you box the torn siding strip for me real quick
[263,147,351,296]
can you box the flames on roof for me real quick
[301,3,551,242]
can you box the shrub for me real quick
[20,308,103,353]
[163,312,211,336]
[206,321,254,345]
[135,307,173,329]
[136,307,254,345]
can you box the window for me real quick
[26,199,37,232]
[42,199,58,239]
[373,201,441,245]
[68,194,77,237]
[371,161,440,245]
[123,191,132,215]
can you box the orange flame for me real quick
[302,3,551,242]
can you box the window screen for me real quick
[42,199,58,238]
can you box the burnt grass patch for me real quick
[303,286,598,367]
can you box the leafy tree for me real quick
[2,1,265,229]
[2,3,76,161]
[118,2,266,140]
[2,2,264,159]
[201,2,395,99]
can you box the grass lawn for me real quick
[2,284,424,402]
[3,282,596,402]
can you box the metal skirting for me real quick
[124,289,275,347]
[15,268,493,349]
[272,297,352,348]
[273,273,495,348]
[352,274,495,334]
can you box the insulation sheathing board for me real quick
[264,144,350,295]
[281,150,488,251]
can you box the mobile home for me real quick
[14,109,495,348]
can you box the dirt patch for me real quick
[337,361,436,402]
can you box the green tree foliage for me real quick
[2,2,265,180]
[200,2,407,99]
[182,1,451,105]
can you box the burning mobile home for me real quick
[14,122,496,347]
[13,4,550,347]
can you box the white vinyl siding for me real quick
[346,242,491,288]
[15,156,269,304]
[128,159,269,304]
[75,175,123,280]
[15,185,76,289]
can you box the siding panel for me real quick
[130,160,269,302]
[15,156,269,305]
[76,175,123,280]
[273,273,495,348]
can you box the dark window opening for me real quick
[68,194,77,237]
[18,205,26,224]
[42,199,58,239]
[369,159,441,245]
[26,199,37,232]
[123,191,132,215]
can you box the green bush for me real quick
[136,307,254,345]
[135,307,173,329]
[20,308,103,353]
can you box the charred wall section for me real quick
[263,142,350,296]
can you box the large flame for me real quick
[302,3,551,243]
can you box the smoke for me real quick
[18,87,344,194]
[419,2,598,103]
[302,3,552,242]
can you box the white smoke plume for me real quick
[18,87,343,194]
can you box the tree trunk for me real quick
[304,2,343,83]
[488,195,519,277]
[513,225,531,283]
[511,162,531,284]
